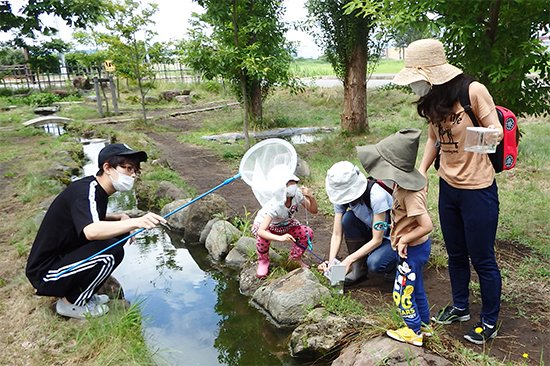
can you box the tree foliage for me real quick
[346,0,550,117]
[178,0,296,146]
[0,0,113,40]
[432,0,550,117]
[306,0,375,79]
[26,38,70,73]
[0,46,25,65]
[92,0,159,122]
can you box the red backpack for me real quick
[459,81,519,172]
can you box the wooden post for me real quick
[94,77,104,117]
[109,76,119,115]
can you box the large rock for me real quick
[238,249,285,295]
[205,220,241,261]
[225,236,256,268]
[333,336,453,366]
[251,268,330,327]
[155,181,186,202]
[199,218,221,244]
[161,193,230,243]
[295,157,311,178]
[289,308,374,360]
[239,262,268,296]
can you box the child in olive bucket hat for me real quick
[357,128,433,347]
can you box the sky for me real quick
[2,0,322,58]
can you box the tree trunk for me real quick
[232,0,250,149]
[341,38,367,133]
[248,80,263,125]
[240,73,251,150]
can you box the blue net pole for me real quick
[54,173,241,278]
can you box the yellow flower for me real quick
[522,353,529,359]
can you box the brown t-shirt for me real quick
[390,186,429,248]
[430,81,502,189]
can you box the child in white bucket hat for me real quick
[394,39,502,345]
[320,161,396,285]
[357,128,433,347]
[251,164,318,278]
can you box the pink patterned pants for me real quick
[252,219,314,259]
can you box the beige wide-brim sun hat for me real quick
[356,129,426,192]
[325,161,368,205]
[392,38,463,86]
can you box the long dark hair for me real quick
[416,73,476,125]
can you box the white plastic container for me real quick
[464,127,500,154]
[324,259,346,294]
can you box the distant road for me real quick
[300,74,395,89]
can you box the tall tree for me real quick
[179,0,295,148]
[346,0,550,117]
[94,0,159,123]
[306,0,385,134]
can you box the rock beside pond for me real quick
[251,268,330,327]
[333,336,453,366]
[289,308,375,360]
[199,218,220,244]
[98,276,125,300]
[205,220,241,260]
[239,262,268,296]
[161,193,230,243]
[155,181,187,202]
[225,236,256,268]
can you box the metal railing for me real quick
[0,63,201,90]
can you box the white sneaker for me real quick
[91,294,110,305]
[56,299,109,319]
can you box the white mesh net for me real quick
[239,138,298,207]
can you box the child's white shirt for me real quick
[253,190,304,227]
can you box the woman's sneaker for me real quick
[464,322,498,344]
[386,326,423,346]
[56,299,109,319]
[431,305,470,324]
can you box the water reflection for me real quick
[114,229,300,366]
[41,123,65,136]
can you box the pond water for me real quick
[114,230,300,366]
[82,141,305,366]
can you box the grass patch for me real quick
[319,293,366,317]
[72,303,154,364]
[290,59,404,78]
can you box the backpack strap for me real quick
[361,179,377,209]
[362,177,394,208]
[361,178,392,236]
[458,80,479,127]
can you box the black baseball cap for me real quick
[98,143,148,168]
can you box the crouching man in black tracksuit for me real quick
[26,143,167,319]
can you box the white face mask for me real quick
[286,184,298,197]
[410,80,431,97]
[110,169,135,192]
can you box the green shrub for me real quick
[24,92,61,106]
[0,88,14,97]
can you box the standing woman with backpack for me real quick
[392,38,503,345]
[318,161,397,285]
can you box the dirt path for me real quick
[147,114,548,365]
